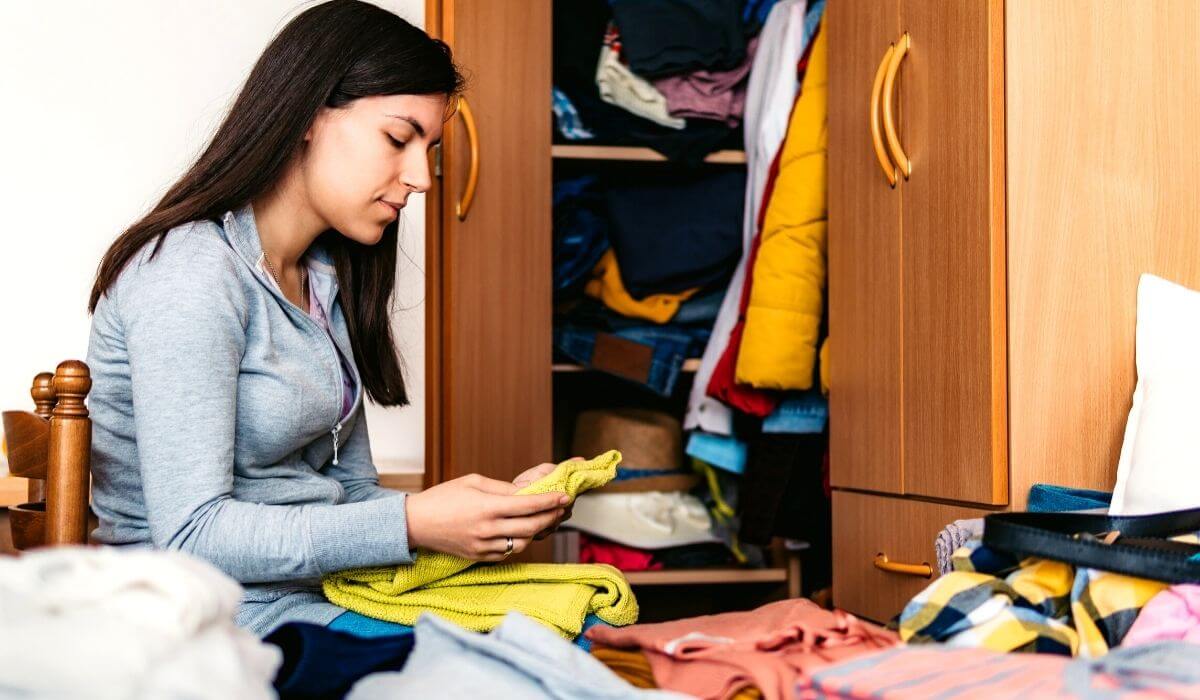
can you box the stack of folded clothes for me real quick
[553,169,742,397]
[552,0,756,163]
[565,408,737,570]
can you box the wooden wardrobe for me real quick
[828,0,1200,621]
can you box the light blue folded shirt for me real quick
[348,612,687,700]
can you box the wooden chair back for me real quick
[2,360,92,550]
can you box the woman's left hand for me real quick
[512,458,582,539]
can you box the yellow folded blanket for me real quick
[322,450,639,637]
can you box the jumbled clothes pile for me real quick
[901,486,1200,660]
[0,546,281,700]
[553,0,756,163]
[553,169,742,398]
[563,408,746,571]
[587,598,899,700]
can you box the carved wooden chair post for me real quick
[3,360,92,549]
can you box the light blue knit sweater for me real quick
[87,203,413,635]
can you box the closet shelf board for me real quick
[624,567,789,586]
[552,145,746,164]
[552,359,702,373]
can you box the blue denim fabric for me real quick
[1027,485,1113,513]
[561,294,721,331]
[553,177,609,297]
[762,391,828,434]
[685,431,748,474]
[672,288,726,325]
[554,324,709,397]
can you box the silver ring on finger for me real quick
[502,536,514,559]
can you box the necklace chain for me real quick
[263,253,307,307]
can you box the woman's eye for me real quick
[388,135,406,149]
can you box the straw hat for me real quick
[572,408,698,493]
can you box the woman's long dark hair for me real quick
[88,0,463,407]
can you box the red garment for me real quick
[707,47,817,416]
[586,599,898,700]
[705,144,785,417]
[578,534,663,572]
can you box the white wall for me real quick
[0,0,426,473]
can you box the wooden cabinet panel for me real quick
[433,0,553,484]
[898,0,1007,504]
[832,490,992,622]
[827,0,903,494]
[1005,1,1200,508]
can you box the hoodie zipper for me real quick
[251,250,362,464]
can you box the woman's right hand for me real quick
[404,473,570,561]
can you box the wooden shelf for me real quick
[552,144,746,165]
[553,358,701,374]
[624,567,788,586]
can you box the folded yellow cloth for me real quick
[585,250,701,324]
[322,450,639,637]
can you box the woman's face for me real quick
[301,93,447,244]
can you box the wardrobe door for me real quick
[827,0,903,494]
[426,0,553,486]
[1005,1,1200,507]
[896,0,1008,504]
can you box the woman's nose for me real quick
[401,153,432,194]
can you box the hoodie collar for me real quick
[222,203,340,308]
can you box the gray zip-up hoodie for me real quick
[86,203,414,635]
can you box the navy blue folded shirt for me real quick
[604,169,746,298]
[264,622,414,700]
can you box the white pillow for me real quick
[1109,274,1200,515]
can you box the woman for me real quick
[85,0,569,637]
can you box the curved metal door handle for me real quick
[455,96,480,221]
[873,553,933,578]
[871,43,898,187]
[882,32,912,179]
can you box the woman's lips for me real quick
[380,200,403,217]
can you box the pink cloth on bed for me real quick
[1123,584,1200,647]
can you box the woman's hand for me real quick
[512,458,582,539]
[404,473,569,561]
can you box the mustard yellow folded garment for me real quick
[322,450,639,638]
[584,250,700,324]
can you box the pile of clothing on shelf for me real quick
[553,0,759,164]
[553,0,834,593]
[553,168,742,398]
[560,408,752,571]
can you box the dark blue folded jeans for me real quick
[554,324,709,396]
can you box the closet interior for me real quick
[538,0,830,617]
